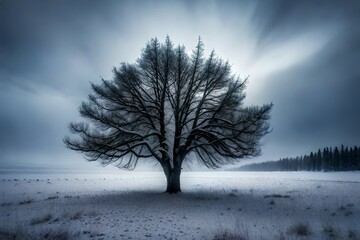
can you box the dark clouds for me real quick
[0,0,359,169]
[251,0,360,160]
[0,1,121,94]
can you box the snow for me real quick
[1,171,359,239]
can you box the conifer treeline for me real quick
[240,145,360,171]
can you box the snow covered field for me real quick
[1,171,359,239]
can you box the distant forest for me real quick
[240,145,360,171]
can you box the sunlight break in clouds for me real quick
[249,29,340,78]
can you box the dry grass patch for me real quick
[31,214,52,225]
[42,229,70,240]
[323,224,337,238]
[46,196,59,200]
[1,202,13,207]
[213,230,247,240]
[264,194,290,198]
[0,228,31,240]
[348,230,357,239]
[70,211,82,220]
[18,199,33,205]
[287,223,311,236]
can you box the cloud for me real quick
[0,0,359,169]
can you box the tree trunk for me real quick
[165,167,181,194]
[161,161,182,194]
[161,153,184,194]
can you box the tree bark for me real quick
[161,158,182,194]
[165,167,181,194]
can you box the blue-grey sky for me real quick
[1,0,359,170]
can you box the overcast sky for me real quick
[1,0,359,171]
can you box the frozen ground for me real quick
[0,171,359,239]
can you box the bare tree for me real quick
[64,37,272,193]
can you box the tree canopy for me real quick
[64,37,272,193]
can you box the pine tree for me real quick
[328,147,334,171]
[316,149,322,171]
[349,147,354,170]
[322,148,328,171]
[310,152,315,171]
[333,147,340,171]
[340,145,345,171]
[344,147,350,170]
